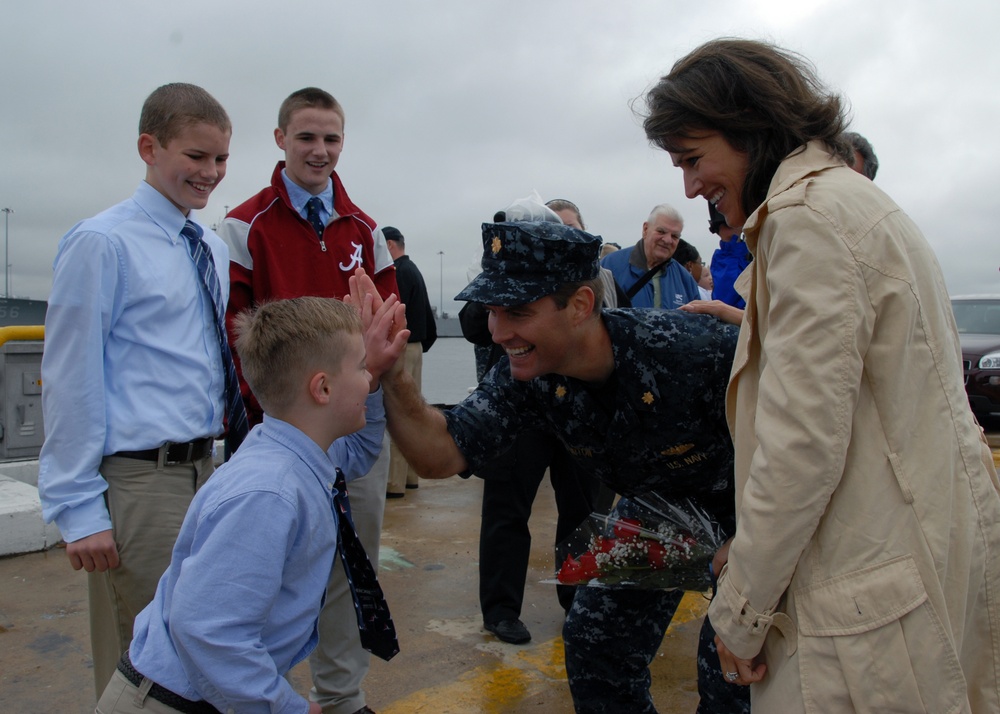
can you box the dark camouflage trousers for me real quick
[563,586,750,713]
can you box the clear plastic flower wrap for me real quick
[547,493,726,590]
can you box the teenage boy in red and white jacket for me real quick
[219,87,397,714]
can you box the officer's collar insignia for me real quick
[661,443,694,456]
[491,236,502,254]
[641,391,654,405]
[555,385,567,399]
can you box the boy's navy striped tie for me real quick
[334,468,400,661]
[181,220,249,456]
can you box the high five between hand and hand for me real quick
[346,267,410,385]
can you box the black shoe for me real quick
[405,483,419,490]
[350,707,377,714]
[484,618,531,644]
[386,491,405,499]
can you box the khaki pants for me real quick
[88,453,214,695]
[386,342,423,494]
[309,431,390,714]
[96,670,188,713]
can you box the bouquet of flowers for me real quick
[549,493,725,591]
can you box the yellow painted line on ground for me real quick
[669,589,710,630]
[380,591,709,713]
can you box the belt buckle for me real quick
[160,441,194,467]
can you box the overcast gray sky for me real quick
[2,0,997,315]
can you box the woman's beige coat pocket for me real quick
[795,556,967,713]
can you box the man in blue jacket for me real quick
[601,203,700,308]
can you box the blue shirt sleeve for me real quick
[38,229,120,541]
[710,240,750,309]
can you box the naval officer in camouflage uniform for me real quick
[354,220,749,713]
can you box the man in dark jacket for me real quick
[383,226,437,497]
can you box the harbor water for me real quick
[420,335,478,406]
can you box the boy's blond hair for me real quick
[233,297,361,415]
[139,83,231,146]
[278,87,345,132]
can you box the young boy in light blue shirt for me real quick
[96,295,409,714]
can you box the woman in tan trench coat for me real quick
[643,39,1000,713]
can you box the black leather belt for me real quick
[115,437,215,466]
[117,650,220,714]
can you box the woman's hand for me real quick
[715,635,767,686]
[679,299,744,326]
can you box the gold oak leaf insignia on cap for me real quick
[491,236,502,254]
[661,443,694,456]
[642,391,654,405]
[555,385,567,399]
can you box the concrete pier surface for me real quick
[4,428,997,712]
[0,475,707,713]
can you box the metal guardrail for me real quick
[0,325,43,348]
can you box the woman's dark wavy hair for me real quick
[643,39,850,219]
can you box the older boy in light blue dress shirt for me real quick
[39,83,238,695]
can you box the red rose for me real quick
[647,541,669,568]
[557,554,584,584]
[577,551,600,579]
[593,536,617,554]
[613,518,643,542]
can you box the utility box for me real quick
[0,340,44,460]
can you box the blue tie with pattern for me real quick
[334,468,400,661]
[181,220,249,456]
[306,196,326,238]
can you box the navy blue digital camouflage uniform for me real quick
[450,220,749,713]
[446,308,749,713]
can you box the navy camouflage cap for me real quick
[455,221,602,307]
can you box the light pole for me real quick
[1,208,12,299]
[437,250,444,318]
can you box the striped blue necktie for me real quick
[181,220,249,455]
